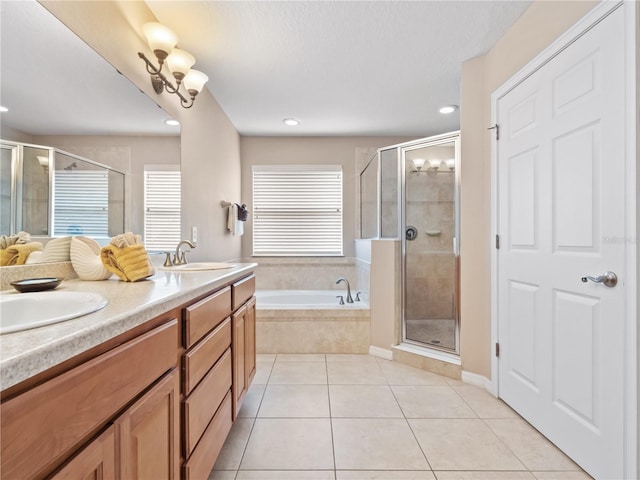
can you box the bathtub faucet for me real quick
[336,277,354,303]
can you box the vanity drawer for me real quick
[1,319,178,480]
[183,389,233,480]
[183,348,232,457]
[184,286,231,348]
[231,274,255,311]
[183,317,231,395]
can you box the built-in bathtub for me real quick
[255,290,370,354]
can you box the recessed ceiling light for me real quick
[165,119,180,126]
[283,118,300,126]
[0,106,8,112]
[439,105,458,114]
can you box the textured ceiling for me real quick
[147,1,532,136]
[0,1,532,138]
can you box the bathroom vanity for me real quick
[0,264,256,480]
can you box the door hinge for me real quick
[488,124,500,140]
[495,234,500,249]
[495,342,500,357]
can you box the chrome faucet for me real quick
[336,277,354,303]
[173,239,195,265]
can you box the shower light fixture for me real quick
[138,22,209,109]
[283,118,300,126]
[0,106,8,113]
[411,158,426,171]
[410,158,455,175]
[428,159,443,170]
[36,155,49,170]
[445,158,456,171]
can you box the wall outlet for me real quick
[191,226,198,244]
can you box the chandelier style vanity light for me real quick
[138,22,208,109]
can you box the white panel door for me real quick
[497,6,626,479]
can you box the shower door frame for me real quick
[399,131,461,356]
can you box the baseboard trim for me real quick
[368,345,393,360]
[461,370,497,396]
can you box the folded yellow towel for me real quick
[1,242,43,266]
[100,244,155,282]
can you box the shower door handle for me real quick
[453,237,459,256]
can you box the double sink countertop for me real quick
[0,263,257,391]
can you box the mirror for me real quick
[0,0,180,264]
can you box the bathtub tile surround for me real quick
[210,354,588,480]
[256,291,370,354]
[253,257,359,291]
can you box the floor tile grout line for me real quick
[325,357,338,478]
[387,378,435,472]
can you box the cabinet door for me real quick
[232,305,246,419]
[116,370,180,480]
[244,297,256,389]
[51,426,116,480]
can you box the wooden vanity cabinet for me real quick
[1,318,179,480]
[231,276,256,419]
[52,370,180,480]
[180,273,256,477]
[50,426,117,480]
[0,269,256,480]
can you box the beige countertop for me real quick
[0,263,257,390]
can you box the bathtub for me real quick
[255,290,370,354]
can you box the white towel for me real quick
[227,204,244,236]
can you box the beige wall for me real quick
[459,1,598,377]
[240,136,413,258]
[41,0,242,262]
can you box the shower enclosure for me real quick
[360,131,460,355]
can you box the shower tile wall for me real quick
[405,151,455,321]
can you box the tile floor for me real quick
[209,354,592,480]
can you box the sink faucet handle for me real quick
[355,291,361,302]
[163,252,173,267]
[336,295,345,305]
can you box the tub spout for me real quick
[336,277,354,303]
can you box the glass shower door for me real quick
[402,135,460,353]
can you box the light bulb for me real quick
[445,158,456,171]
[428,159,443,170]
[412,158,426,171]
[142,23,177,62]
[183,69,209,95]
[166,49,195,82]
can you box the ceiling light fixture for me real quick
[283,118,300,126]
[439,105,459,114]
[0,106,8,112]
[165,119,180,126]
[138,22,208,109]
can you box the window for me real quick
[144,166,181,250]
[53,170,109,237]
[252,165,343,256]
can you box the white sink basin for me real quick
[0,291,108,334]
[161,262,236,271]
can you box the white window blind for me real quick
[53,170,108,237]
[252,165,343,256]
[144,167,181,251]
